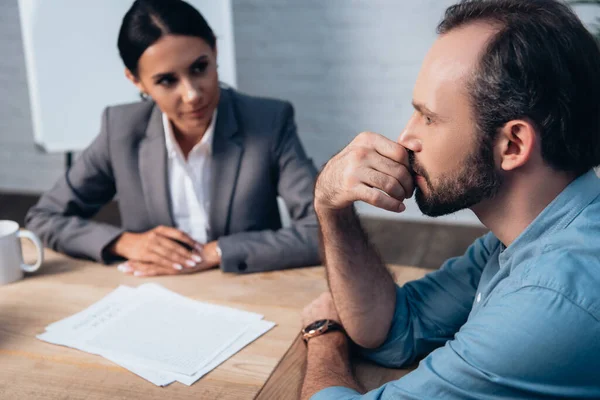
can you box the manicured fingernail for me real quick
[194,243,203,251]
[117,263,132,273]
[186,260,196,267]
[173,263,183,270]
[133,271,145,277]
[191,255,202,263]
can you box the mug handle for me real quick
[17,229,44,273]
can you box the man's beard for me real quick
[409,138,503,217]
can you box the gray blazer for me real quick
[26,88,320,273]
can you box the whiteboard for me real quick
[18,0,236,153]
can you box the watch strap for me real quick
[302,319,345,343]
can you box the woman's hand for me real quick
[108,226,221,276]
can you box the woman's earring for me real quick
[140,92,150,101]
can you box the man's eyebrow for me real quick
[412,100,446,121]
[412,101,436,116]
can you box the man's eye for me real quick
[425,116,433,125]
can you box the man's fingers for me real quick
[355,185,406,213]
[363,153,415,199]
[355,132,409,166]
[351,132,414,198]
[359,169,406,202]
[315,131,412,212]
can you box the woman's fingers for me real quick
[118,260,179,277]
[155,226,202,252]
[150,236,202,269]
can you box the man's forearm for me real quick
[301,332,362,400]
[317,206,397,348]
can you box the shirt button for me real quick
[476,293,482,303]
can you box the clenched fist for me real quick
[314,132,414,213]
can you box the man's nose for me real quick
[397,128,422,153]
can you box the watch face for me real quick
[305,319,328,332]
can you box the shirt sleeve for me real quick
[359,232,500,368]
[312,286,600,400]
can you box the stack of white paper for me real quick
[38,284,275,386]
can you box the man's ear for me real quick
[495,119,536,171]
[124,68,146,94]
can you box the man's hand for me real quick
[302,292,348,349]
[313,132,401,350]
[314,131,414,213]
[108,226,221,277]
[302,292,341,327]
[301,293,363,400]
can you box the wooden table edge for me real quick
[254,333,304,399]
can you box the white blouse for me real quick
[162,111,217,244]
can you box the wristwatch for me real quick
[302,319,345,343]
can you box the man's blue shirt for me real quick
[314,170,600,399]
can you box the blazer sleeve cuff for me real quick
[217,236,250,273]
[96,226,126,264]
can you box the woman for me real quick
[25,0,320,276]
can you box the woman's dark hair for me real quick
[118,0,216,76]
[438,0,600,175]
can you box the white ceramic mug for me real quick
[0,220,43,285]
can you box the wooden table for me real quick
[0,242,432,399]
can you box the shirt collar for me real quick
[163,110,218,159]
[500,169,600,262]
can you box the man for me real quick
[300,0,600,399]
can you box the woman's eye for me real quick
[156,77,176,87]
[425,116,433,125]
[191,62,209,74]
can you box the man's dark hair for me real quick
[438,0,600,175]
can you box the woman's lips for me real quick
[187,105,209,118]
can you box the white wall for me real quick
[233,0,600,227]
[0,1,64,194]
[1,0,599,226]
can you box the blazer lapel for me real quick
[209,88,243,240]
[139,104,175,228]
